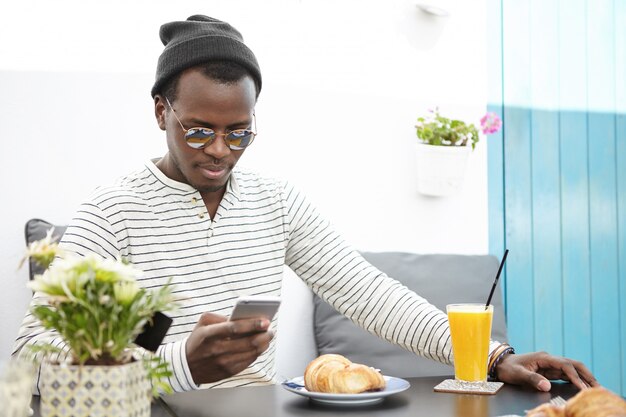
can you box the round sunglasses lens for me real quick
[226,130,255,150]
[186,128,215,149]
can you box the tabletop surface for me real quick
[29,376,579,417]
[157,376,579,417]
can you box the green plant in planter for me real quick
[415,108,502,150]
[22,229,179,396]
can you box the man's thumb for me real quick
[528,372,552,392]
[197,312,225,326]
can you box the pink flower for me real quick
[480,112,502,134]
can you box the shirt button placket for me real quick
[191,195,211,240]
[191,196,205,219]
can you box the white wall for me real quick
[0,0,489,360]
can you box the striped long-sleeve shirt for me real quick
[13,160,499,392]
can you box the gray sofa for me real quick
[24,218,507,379]
[312,252,507,378]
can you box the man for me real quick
[14,15,597,393]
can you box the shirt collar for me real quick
[145,159,241,200]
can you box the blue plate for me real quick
[281,375,410,405]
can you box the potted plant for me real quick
[414,108,502,196]
[21,229,178,417]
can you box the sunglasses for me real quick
[165,97,257,150]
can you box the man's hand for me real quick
[185,312,275,385]
[495,351,599,392]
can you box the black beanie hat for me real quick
[151,15,262,98]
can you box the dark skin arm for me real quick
[495,351,599,391]
[185,312,274,385]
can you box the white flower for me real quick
[114,281,141,306]
[93,256,143,284]
[27,254,142,298]
[19,228,63,270]
[28,269,68,296]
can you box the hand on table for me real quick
[495,351,599,392]
[185,312,274,385]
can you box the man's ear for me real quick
[154,95,167,131]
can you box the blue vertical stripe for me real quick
[557,0,593,369]
[503,107,535,354]
[615,0,626,399]
[531,110,563,355]
[587,111,619,391]
[586,111,620,394]
[586,0,620,393]
[529,0,563,356]
[502,0,534,354]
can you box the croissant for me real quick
[526,387,626,417]
[526,403,565,417]
[303,354,386,394]
[565,387,626,417]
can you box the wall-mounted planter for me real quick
[414,143,471,197]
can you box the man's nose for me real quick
[203,133,230,158]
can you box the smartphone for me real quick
[229,296,281,321]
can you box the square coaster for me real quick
[433,379,504,395]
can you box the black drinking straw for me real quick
[485,249,509,309]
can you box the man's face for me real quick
[155,68,257,194]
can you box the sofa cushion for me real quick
[313,252,507,378]
[24,218,67,280]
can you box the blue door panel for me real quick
[488,0,625,395]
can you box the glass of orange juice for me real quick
[447,304,493,386]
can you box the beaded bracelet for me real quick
[488,343,511,367]
[488,344,515,381]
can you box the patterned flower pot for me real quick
[414,143,471,197]
[40,360,151,417]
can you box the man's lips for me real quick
[197,165,227,180]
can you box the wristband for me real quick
[488,344,515,381]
